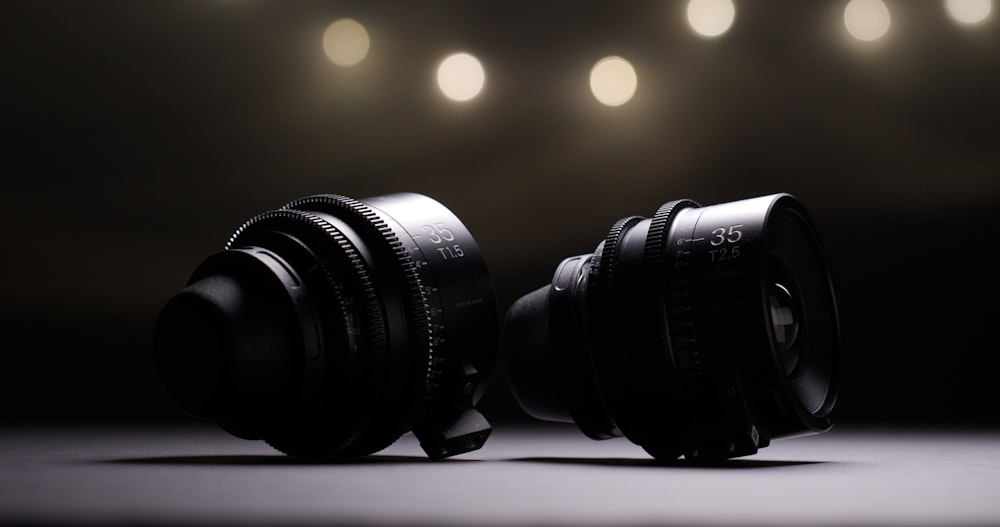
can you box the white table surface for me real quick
[2,423,998,526]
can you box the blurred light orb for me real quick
[945,0,992,24]
[844,0,891,41]
[437,53,485,102]
[589,56,637,107]
[686,0,736,37]
[323,18,370,67]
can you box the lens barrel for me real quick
[505,193,840,461]
[154,193,498,459]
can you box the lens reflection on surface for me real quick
[770,282,801,375]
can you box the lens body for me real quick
[154,193,497,459]
[505,194,839,461]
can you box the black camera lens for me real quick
[154,193,498,459]
[504,193,840,461]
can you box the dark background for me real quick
[2,0,998,427]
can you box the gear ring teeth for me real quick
[642,199,700,274]
[281,194,437,452]
[283,195,435,395]
[640,199,700,361]
[590,215,646,297]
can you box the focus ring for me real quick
[643,199,700,369]
[642,199,706,458]
[283,194,435,456]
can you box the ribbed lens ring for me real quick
[154,193,498,460]
[585,216,647,441]
[281,194,436,457]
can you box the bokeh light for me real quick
[844,0,891,41]
[589,56,637,107]
[844,0,890,42]
[686,0,737,38]
[945,0,992,24]
[322,18,370,67]
[436,53,486,102]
